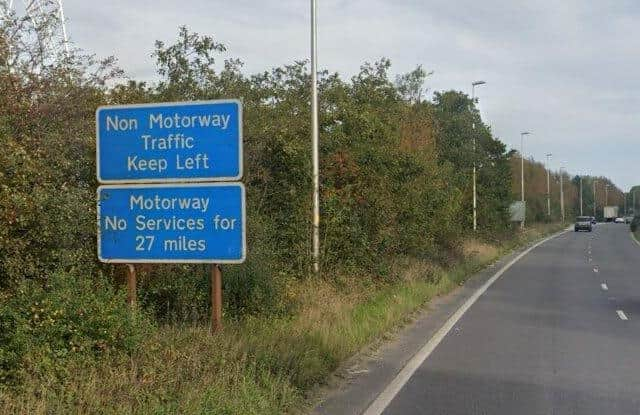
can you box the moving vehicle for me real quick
[624,216,633,224]
[604,206,619,222]
[575,216,593,232]
[614,217,625,223]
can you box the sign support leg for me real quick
[211,264,223,334]
[126,264,137,309]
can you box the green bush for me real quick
[0,272,151,387]
[631,216,640,233]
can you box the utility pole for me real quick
[546,153,552,217]
[520,131,531,229]
[471,81,486,232]
[605,184,610,206]
[310,0,320,273]
[593,179,597,218]
[579,176,583,216]
[560,167,565,223]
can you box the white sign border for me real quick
[97,182,247,264]
[96,99,243,184]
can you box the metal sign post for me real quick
[126,264,137,309]
[211,264,222,333]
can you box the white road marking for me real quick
[631,232,640,247]
[617,310,628,321]
[362,230,568,415]
[601,283,608,291]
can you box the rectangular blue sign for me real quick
[97,183,246,263]
[96,100,242,183]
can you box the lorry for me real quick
[603,206,619,222]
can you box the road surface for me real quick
[377,224,640,414]
[315,224,640,415]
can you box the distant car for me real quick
[575,216,593,232]
[614,217,625,223]
[625,216,633,224]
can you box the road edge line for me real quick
[630,231,640,247]
[362,229,568,415]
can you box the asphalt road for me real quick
[379,224,640,414]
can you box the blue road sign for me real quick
[96,100,242,183]
[97,183,246,263]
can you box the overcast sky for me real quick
[60,0,639,190]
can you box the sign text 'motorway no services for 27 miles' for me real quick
[96,100,245,263]
[97,183,245,263]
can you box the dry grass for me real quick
[462,239,499,263]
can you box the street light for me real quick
[520,131,531,229]
[593,179,597,218]
[310,0,320,273]
[579,175,583,216]
[546,153,552,217]
[560,166,565,223]
[471,80,486,232]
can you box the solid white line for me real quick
[617,310,628,321]
[362,230,567,415]
[631,232,640,247]
[601,283,608,291]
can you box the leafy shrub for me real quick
[631,216,640,233]
[0,272,150,387]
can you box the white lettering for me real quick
[106,115,138,131]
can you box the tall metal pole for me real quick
[593,179,597,218]
[520,132,530,229]
[471,81,485,232]
[634,191,636,215]
[546,153,552,217]
[55,0,70,58]
[560,167,565,223]
[310,0,320,273]
[580,176,583,216]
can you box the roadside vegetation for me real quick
[0,9,628,414]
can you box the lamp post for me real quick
[471,80,486,232]
[593,179,597,218]
[310,0,320,273]
[546,153,552,217]
[579,176,583,216]
[560,166,565,223]
[520,131,531,229]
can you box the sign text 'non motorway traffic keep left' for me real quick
[96,100,242,183]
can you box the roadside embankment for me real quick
[0,223,565,414]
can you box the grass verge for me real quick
[0,223,564,414]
